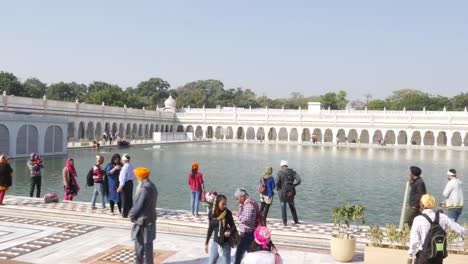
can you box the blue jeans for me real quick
[234,231,254,264]
[91,183,106,208]
[447,208,463,222]
[190,190,201,215]
[208,240,231,264]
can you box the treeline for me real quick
[0,71,466,111]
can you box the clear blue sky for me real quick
[1,1,467,100]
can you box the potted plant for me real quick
[330,202,366,262]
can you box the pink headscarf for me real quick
[66,158,77,177]
[254,226,272,249]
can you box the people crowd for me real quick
[0,149,466,264]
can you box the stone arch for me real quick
[176,125,184,132]
[144,124,149,138]
[132,124,138,139]
[301,128,311,142]
[67,122,75,140]
[256,127,265,141]
[268,128,277,141]
[138,124,143,138]
[360,129,369,144]
[289,128,299,142]
[186,125,194,133]
[385,130,396,145]
[324,129,333,142]
[410,131,422,145]
[78,121,85,139]
[436,131,447,146]
[215,126,224,139]
[397,130,407,145]
[95,123,102,139]
[86,122,94,140]
[205,126,213,139]
[237,127,245,140]
[312,128,322,142]
[105,122,110,133]
[226,127,234,140]
[372,130,383,144]
[165,125,169,132]
[16,125,39,155]
[246,127,256,140]
[337,129,346,143]
[118,123,124,138]
[44,126,63,153]
[112,123,118,133]
[126,124,132,138]
[150,124,155,136]
[169,125,173,132]
[348,129,358,143]
[464,133,468,146]
[0,124,10,154]
[451,132,462,146]
[423,131,435,146]
[195,126,203,139]
[155,124,160,132]
[278,127,288,141]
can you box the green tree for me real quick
[320,92,338,109]
[175,80,225,108]
[23,78,47,98]
[337,90,348,109]
[84,85,128,106]
[386,89,430,110]
[47,82,87,101]
[134,78,171,108]
[0,71,26,96]
[367,99,387,110]
[451,93,468,111]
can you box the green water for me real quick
[6,143,468,225]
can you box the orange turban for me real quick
[134,167,151,180]
[192,162,199,170]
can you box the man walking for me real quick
[275,160,301,226]
[233,188,259,264]
[405,166,426,227]
[117,154,135,218]
[129,167,158,264]
[441,169,464,222]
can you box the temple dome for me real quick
[164,95,176,109]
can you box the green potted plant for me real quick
[330,202,366,262]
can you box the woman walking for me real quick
[62,158,80,201]
[259,167,275,222]
[188,162,204,216]
[205,194,236,264]
[0,155,13,205]
[105,153,122,214]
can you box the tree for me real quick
[84,85,128,106]
[134,78,171,108]
[23,78,47,98]
[364,93,372,106]
[0,71,26,96]
[320,92,338,109]
[451,93,468,111]
[367,99,387,110]
[386,89,430,110]
[337,90,348,110]
[47,82,87,101]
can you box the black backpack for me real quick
[283,170,297,197]
[86,168,94,187]
[420,212,448,260]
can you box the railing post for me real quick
[75,98,79,114]
[101,101,105,115]
[43,94,48,112]
[2,91,7,111]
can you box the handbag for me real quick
[274,253,281,264]
[229,226,240,248]
[200,191,207,202]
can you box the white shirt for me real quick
[119,162,135,188]
[443,178,464,208]
[241,251,283,264]
[408,209,468,258]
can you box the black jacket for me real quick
[206,209,235,246]
[0,163,13,187]
[275,168,302,201]
[409,177,426,208]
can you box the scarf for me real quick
[263,167,273,179]
[214,209,227,240]
[65,158,77,177]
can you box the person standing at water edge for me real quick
[129,167,158,264]
[27,153,44,198]
[259,167,275,223]
[0,155,13,205]
[233,188,259,264]
[405,166,426,227]
[441,169,464,222]
[117,153,134,218]
[408,194,468,264]
[91,155,106,209]
[105,153,123,214]
[275,160,301,226]
[205,194,235,264]
[62,158,80,201]
[188,162,204,216]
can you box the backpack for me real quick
[283,170,296,198]
[420,212,448,260]
[257,177,266,195]
[86,167,94,187]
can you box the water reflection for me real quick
[6,143,468,225]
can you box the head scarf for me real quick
[30,152,37,160]
[263,167,273,179]
[447,169,456,176]
[410,166,422,177]
[192,162,199,170]
[420,194,436,209]
[254,226,272,249]
[65,158,77,177]
[234,188,248,197]
[0,155,8,164]
[134,167,150,180]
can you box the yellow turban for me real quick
[134,167,151,180]
[420,194,435,209]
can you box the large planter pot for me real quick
[330,234,356,262]
[364,245,468,264]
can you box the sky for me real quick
[1,1,467,100]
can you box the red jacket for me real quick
[188,172,203,191]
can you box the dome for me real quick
[164,94,176,109]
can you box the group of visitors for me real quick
[405,166,467,264]
[102,131,117,145]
